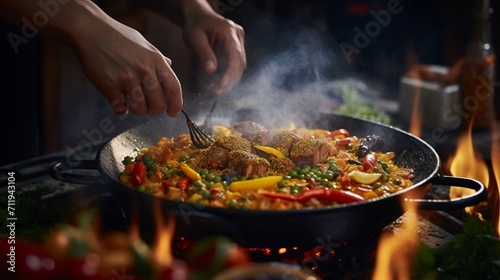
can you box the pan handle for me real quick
[405,174,488,210]
[49,160,110,185]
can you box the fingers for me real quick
[157,65,183,117]
[212,24,246,96]
[104,60,182,117]
[189,30,218,74]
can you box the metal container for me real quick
[398,65,461,131]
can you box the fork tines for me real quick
[181,109,215,149]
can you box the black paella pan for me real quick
[50,113,487,248]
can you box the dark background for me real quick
[1,0,499,166]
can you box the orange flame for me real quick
[153,199,175,269]
[449,121,490,215]
[372,200,420,279]
[408,89,422,137]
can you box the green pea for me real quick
[206,182,215,189]
[228,200,238,209]
[206,173,216,181]
[118,171,129,177]
[193,180,203,188]
[137,185,146,192]
[393,179,402,185]
[288,170,298,178]
[278,180,287,188]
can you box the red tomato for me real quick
[362,153,377,171]
[132,161,147,186]
[158,260,189,280]
[327,128,350,138]
[3,239,63,280]
[340,172,351,188]
[63,253,106,280]
[208,161,219,169]
[177,177,189,190]
[186,236,250,273]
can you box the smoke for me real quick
[219,27,346,128]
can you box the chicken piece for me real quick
[227,150,270,178]
[205,136,251,168]
[268,130,303,155]
[289,138,334,166]
[232,121,269,145]
[269,156,295,175]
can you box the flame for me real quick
[372,201,420,279]
[449,120,490,215]
[153,199,175,269]
[408,88,422,137]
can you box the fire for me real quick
[153,199,175,269]
[449,120,490,216]
[372,203,420,280]
[408,88,422,137]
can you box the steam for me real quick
[218,27,343,128]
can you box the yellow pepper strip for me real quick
[179,162,201,181]
[229,176,283,192]
[348,170,382,184]
[254,145,285,158]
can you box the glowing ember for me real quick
[449,120,490,216]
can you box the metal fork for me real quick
[181,109,215,149]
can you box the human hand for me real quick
[72,15,183,117]
[182,11,246,96]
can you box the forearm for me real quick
[0,0,117,47]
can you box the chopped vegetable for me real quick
[254,145,285,158]
[362,153,377,171]
[327,128,350,138]
[179,162,201,181]
[348,170,382,184]
[229,176,283,192]
[132,161,146,186]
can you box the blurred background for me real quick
[1,0,499,166]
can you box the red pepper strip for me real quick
[306,178,317,188]
[161,148,172,164]
[336,138,351,146]
[327,128,350,138]
[362,153,377,171]
[260,192,297,202]
[296,188,364,204]
[132,161,146,186]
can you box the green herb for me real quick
[0,187,70,242]
[411,215,500,280]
